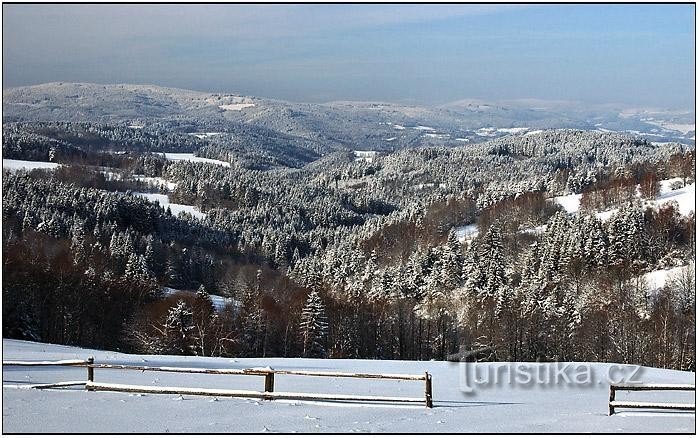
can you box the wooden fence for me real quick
[608,383,695,415]
[3,358,433,408]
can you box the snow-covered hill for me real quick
[2,339,694,433]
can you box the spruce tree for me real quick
[300,288,329,358]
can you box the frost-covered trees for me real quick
[163,300,196,355]
[2,126,694,367]
[300,288,328,358]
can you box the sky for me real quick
[2,4,695,109]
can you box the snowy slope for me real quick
[455,224,479,243]
[3,159,60,172]
[2,339,694,433]
[133,192,206,220]
[158,153,231,168]
[642,265,692,292]
[553,178,695,219]
[162,287,238,312]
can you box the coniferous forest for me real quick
[2,109,695,371]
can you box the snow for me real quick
[392,124,406,130]
[354,150,378,163]
[651,181,695,216]
[162,287,237,312]
[189,132,222,139]
[128,125,144,129]
[425,133,449,139]
[552,193,583,214]
[158,153,231,168]
[455,224,479,243]
[219,103,255,111]
[497,127,529,134]
[595,209,618,222]
[131,175,177,191]
[644,121,695,135]
[521,225,547,235]
[551,179,695,219]
[476,127,498,137]
[412,125,436,132]
[384,137,397,142]
[2,339,695,433]
[3,159,60,172]
[455,138,470,142]
[524,130,544,137]
[133,192,206,219]
[642,266,691,292]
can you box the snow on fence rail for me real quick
[2,357,94,389]
[609,383,695,415]
[3,358,433,408]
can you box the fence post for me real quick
[425,372,433,408]
[264,371,275,399]
[608,385,615,416]
[87,356,94,387]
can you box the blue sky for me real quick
[2,4,695,109]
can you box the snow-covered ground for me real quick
[3,159,60,172]
[652,179,695,216]
[219,103,255,111]
[412,125,436,132]
[158,153,231,168]
[553,178,695,219]
[497,127,529,134]
[133,192,206,220]
[162,287,238,312]
[476,127,499,137]
[425,133,450,139]
[188,132,223,139]
[642,265,692,293]
[131,175,177,191]
[353,150,378,163]
[2,339,694,433]
[524,129,544,136]
[455,224,479,243]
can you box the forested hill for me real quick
[4,82,695,153]
[2,83,695,371]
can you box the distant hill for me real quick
[3,82,695,149]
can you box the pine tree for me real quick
[163,300,196,355]
[238,286,265,356]
[300,288,329,358]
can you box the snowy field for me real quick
[131,175,177,191]
[219,103,255,111]
[642,265,693,293]
[2,159,60,172]
[133,192,206,220]
[158,153,231,168]
[162,287,237,312]
[2,339,694,433]
[553,178,695,218]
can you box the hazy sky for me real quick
[3,4,695,109]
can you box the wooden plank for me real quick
[86,382,265,398]
[90,364,260,376]
[90,364,426,380]
[611,384,695,391]
[3,360,89,367]
[264,391,425,404]
[85,382,425,404]
[269,370,426,381]
[610,401,695,411]
[4,381,87,389]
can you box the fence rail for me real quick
[609,383,695,415]
[3,358,433,408]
